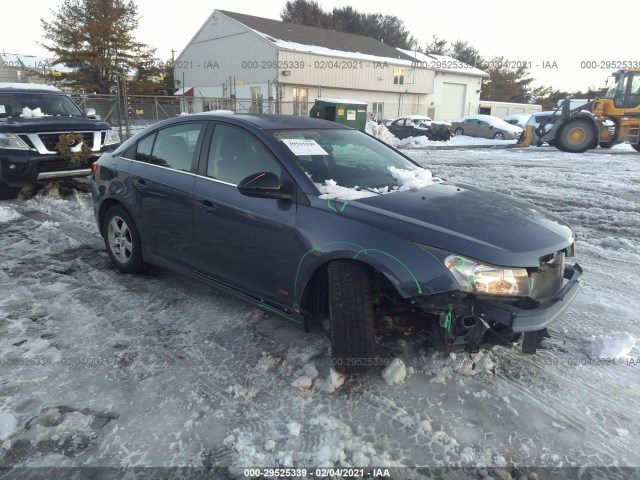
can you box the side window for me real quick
[478,121,490,127]
[207,124,281,185]
[135,133,156,163]
[149,123,205,171]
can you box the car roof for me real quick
[182,113,353,131]
[0,82,63,94]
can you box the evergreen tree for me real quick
[41,0,157,93]
[481,56,534,102]
[281,0,415,49]
[424,35,448,55]
[281,0,329,28]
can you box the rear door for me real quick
[128,122,206,266]
[192,123,301,304]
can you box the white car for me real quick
[502,114,532,129]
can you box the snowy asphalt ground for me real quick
[1,144,639,478]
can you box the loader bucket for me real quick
[515,125,535,147]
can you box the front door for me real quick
[192,123,301,305]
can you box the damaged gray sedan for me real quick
[91,114,582,374]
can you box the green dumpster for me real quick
[309,98,368,131]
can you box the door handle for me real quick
[133,180,148,191]
[196,199,216,214]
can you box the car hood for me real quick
[350,183,574,267]
[0,116,110,132]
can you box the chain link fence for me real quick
[69,94,321,139]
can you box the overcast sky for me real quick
[5,0,639,93]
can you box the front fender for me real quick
[292,201,459,308]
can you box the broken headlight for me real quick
[444,254,530,296]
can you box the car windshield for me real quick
[273,129,437,194]
[0,92,84,118]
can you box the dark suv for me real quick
[92,113,582,373]
[0,83,120,199]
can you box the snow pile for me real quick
[588,333,636,359]
[20,107,47,118]
[397,134,517,149]
[365,120,397,145]
[316,167,440,201]
[387,166,439,190]
[0,206,20,223]
[316,179,378,200]
[366,120,518,149]
[381,358,407,385]
[315,368,345,394]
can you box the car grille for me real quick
[38,157,97,172]
[38,132,97,152]
[529,252,565,301]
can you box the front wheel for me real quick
[0,181,22,200]
[454,128,464,136]
[327,260,376,374]
[102,205,146,273]
[493,132,505,140]
[556,118,598,153]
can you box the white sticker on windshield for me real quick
[0,105,5,114]
[281,139,328,156]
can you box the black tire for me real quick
[599,141,614,149]
[0,181,22,200]
[327,260,376,374]
[556,118,598,153]
[632,143,640,153]
[493,132,505,140]
[454,127,464,136]
[102,205,146,273]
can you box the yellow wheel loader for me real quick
[517,69,640,153]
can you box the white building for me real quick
[174,11,488,121]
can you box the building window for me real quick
[393,68,404,85]
[371,102,384,122]
[292,87,308,116]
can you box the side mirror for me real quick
[238,172,293,201]
[85,107,97,119]
[489,125,494,129]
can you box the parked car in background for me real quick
[451,114,523,140]
[386,115,451,141]
[92,113,582,374]
[502,114,532,129]
[0,83,120,199]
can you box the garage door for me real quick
[439,83,467,121]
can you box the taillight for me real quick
[91,162,98,175]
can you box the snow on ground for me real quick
[1,145,640,476]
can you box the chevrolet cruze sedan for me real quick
[91,114,582,373]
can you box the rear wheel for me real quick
[454,128,464,136]
[0,181,21,200]
[327,260,376,374]
[556,118,598,153]
[102,205,146,273]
